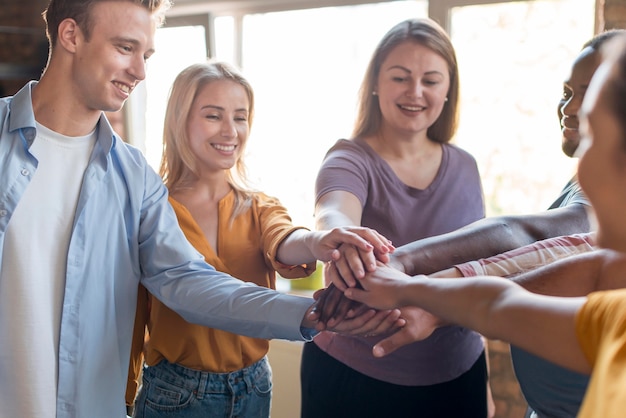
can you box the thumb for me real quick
[343,287,368,303]
[372,327,418,358]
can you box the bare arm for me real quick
[513,248,626,296]
[391,205,590,275]
[315,190,363,231]
[372,247,626,357]
[315,190,393,285]
[346,265,590,374]
[430,232,596,282]
[311,190,400,334]
[275,227,391,266]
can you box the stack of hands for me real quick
[308,243,444,358]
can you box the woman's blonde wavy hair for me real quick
[159,61,257,222]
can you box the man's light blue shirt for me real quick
[0,82,315,417]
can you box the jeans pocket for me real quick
[142,375,195,412]
[252,360,273,397]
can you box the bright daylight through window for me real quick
[142,0,594,228]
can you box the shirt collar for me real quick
[8,80,118,155]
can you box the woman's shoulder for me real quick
[444,142,476,158]
[443,142,479,166]
[247,190,283,209]
[323,138,380,167]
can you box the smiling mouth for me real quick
[398,104,426,112]
[212,144,237,152]
[113,81,132,94]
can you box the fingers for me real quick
[325,252,357,290]
[317,227,394,289]
[357,246,378,273]
[372,307,441,357]
[316,284,347,324]
[326,297,364,327]
[373,248,391,264]
[322,308,376,332]
[342,227,394,255]
[372,326,419,357]
[312,288,326,301]
[343,286,371,305]
[330,241,381,286]
[357,309,404,337]
[329,308,403,337]
[329,228,375,253]
[325,227,394,264]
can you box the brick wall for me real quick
[488,340,528,418]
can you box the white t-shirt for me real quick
[0,123,95,418]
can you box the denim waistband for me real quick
[146,357,270,397]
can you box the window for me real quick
[450,0,594,215]
[141,25,208,168]
[141,0,596,225]
[231,1,428,227]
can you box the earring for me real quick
[444,97,448,102]
[372,91,378,96]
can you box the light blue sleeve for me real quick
[138,165,315,341]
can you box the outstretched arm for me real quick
[276,226,392,266]
[369,247,626,357]
[390,205,590,275]
[345,264,590,374]
[315,191,393,285]
[513,248,626,295]
[301,287,405,337]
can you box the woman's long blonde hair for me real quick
[159,61,256,221]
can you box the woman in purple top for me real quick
[300,18,487,417]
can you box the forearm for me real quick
[513,248,626,296]
[454,233,596,279]
[315,208,357,230]
[400,276,589,373]
[392,206,591,276]
[402,276,515,334]
[391,218,531,275]
[276,229,316,266]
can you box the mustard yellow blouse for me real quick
[576,288,626,418]
[126,191,315,405]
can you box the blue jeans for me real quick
[133,357,272,418]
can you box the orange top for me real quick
[126,191,315,405]
[575,288,626,418]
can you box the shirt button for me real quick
[0,209,7,217]
[20,168,29,176]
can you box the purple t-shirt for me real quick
[314,138,486,386]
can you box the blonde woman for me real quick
[126,61,397,418]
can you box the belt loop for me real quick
[196,371,209,400]
[243,365,253,394]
